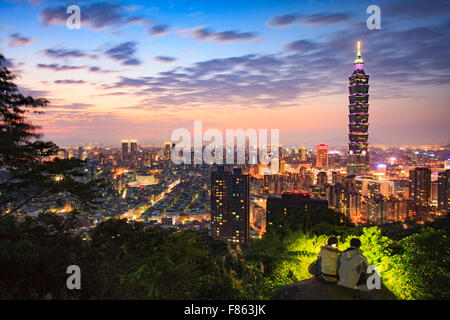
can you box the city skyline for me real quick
[0,0,449,147]
[1,0,449,303]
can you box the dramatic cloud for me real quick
[268,12,351,28]
[37,63,116,73]
[17,85,49,98]
[8,33,35,47]
[285,40,318,52]
[267,14,300,28]
[105,41,141,65]
[154,56,177,63]
[301,13,351,25]
[47,103,93,110]
[40,2,151,30]
[148,24,170,36]
[100,15,450,113]
[180,26,257,43]
[103,76,152,89]
[40,48,97,59]
[37,63,85,71]
[88,66,117,74]
[54,80,86,84]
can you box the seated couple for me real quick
[308,237,371,291]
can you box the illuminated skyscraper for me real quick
[278,145,283,173]
[409,167,431,220]
[164,142,172,161]
[130,140,137,155]
[121,140,129,159]
[317,171,328,189]
[299,147,307,162]
[438,169,450,214]
[316,144,329,168]
[130,140,138,167]
[347,41,370,176]
[211,166,250,245]
[77,146,83,159]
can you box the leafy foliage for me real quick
[1,210,449,300]
[0,54,103,215]
[392,228,450,299]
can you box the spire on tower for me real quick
[354,41,364,70]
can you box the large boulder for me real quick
[271,278,397,300]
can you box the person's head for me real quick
[350,238,361,249]
[327,236,338,248]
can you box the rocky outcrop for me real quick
[271,278,397,300]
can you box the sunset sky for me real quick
[1,0,449,147]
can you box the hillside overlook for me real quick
[271,278,397,300]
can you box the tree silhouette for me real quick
[0,54,102,215]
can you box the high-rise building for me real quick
[121,140,129,159]
[317,171,328,189]
[164,142,172,161]
[129,140,138,167]
[211,166,250,245]
[299,147,307,162]
[438,169,450,214]
[77,146,83,159]
[316,144,329,168]
[409,167,431,219]
[347,41,370,176]
[130,140,137,155]
[332,171,343,184]
[278,145,283,173]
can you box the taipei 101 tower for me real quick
[347,41,370,176]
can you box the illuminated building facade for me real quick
[77,146,83,159]
[409,167,431,219]
[211,166,250,245]
[438,169,450,214]
[164,142,172,161]
[121,140,129,159]
[130,140,138,167]
[299,147,307,162]
[130,140,137,156]
[348,41,370,176]
[316,144,329,168]
[317,171,328,189]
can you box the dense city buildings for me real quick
[6,40,447,247]
[211,166,250,245]
[9,129,449,245]
[347,41,370,177]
